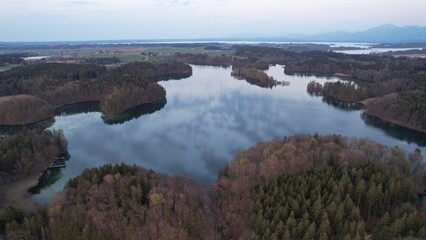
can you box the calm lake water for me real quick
[2,65,425,202]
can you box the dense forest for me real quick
[1,164,219,239]
[0,128,67,185]
[307,80,426,132]
[0,95,53,125]
[213,135,426,239]
[1,135,425,239]
[0,61,192,125]
[251,163,425,239]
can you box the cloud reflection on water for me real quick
[32,65,426,202]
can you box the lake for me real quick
[2,65,424,202]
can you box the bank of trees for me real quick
[0,95,54,125]
[0,128,68,185]
[0,61,192,125]
[99,76,166,115]
[1,164,218,239]
[363,91,426,132]
[214,134,426,239]
[307,79,426,132]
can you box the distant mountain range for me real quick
[229,24,426,43]
[1,24,425,44]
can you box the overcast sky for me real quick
[1,0,425,41]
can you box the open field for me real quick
[0,64,19,72]
[0,45,235,63]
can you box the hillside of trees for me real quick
[1,134,425,239]
[0,95,54,125]
[363,91,426,133]
[101,98,167,125]
[306,80,426,133]
[0,61,192,125]
[251,163,425,239]
[0,128,68,185]
[213,134,426,239]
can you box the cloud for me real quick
[157,0,192,6]
[69,0,98,4]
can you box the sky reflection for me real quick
[32,65,426,202]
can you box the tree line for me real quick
[1,163,218,239]
[0,61,192,125]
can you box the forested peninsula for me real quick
[1,135,425,239]
[173,46,426,133]
[0,62,192,125]
[283,52,426,132]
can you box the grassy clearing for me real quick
[0,64,20,72]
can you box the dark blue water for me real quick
[6,65,423,202]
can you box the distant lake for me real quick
[22,56,50,60]
[1,65,424,202]
[85,40,372,48]
[335,48,422,54]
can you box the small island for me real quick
[231,67,288,88]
